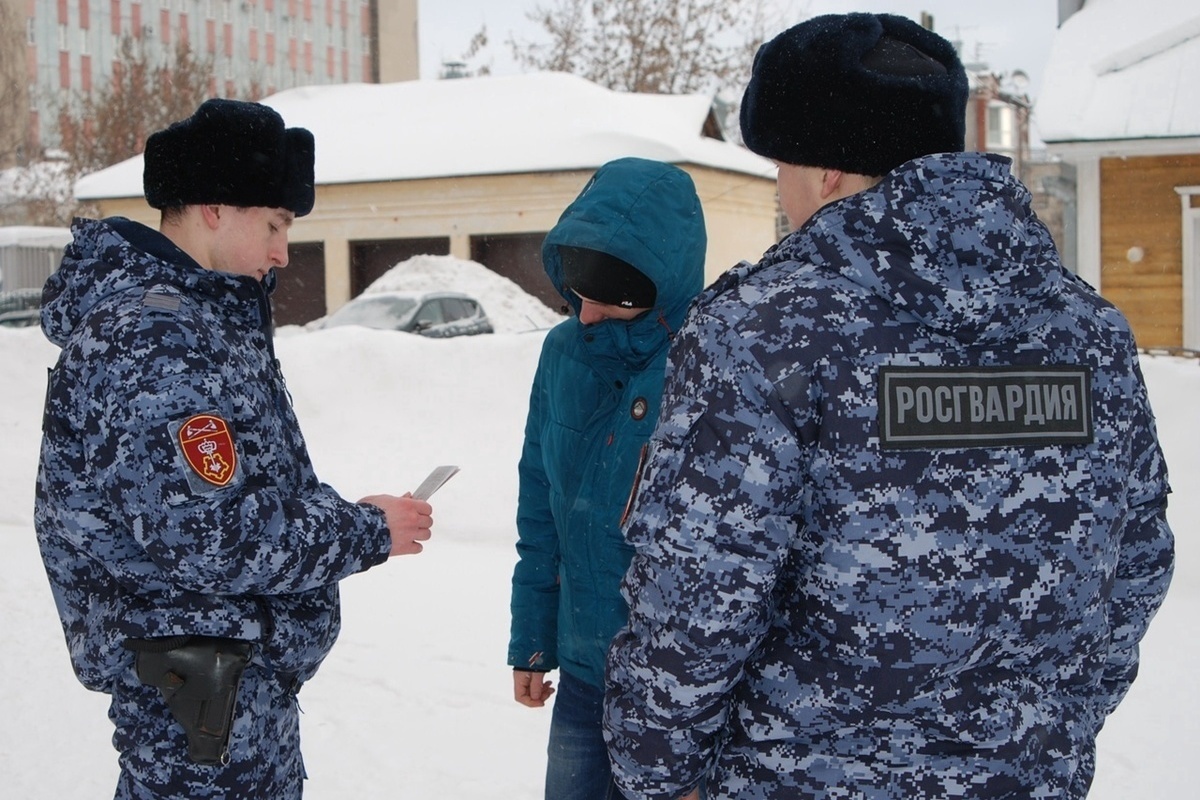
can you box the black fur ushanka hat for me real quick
[740,13,968,177]
[143,98,316,216]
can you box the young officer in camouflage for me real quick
[603,13,1175,800]
[35,99,434,799]
[509,157,706,800]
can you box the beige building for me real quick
[375,0,419,84]
[76,72,779,324]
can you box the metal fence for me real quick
[0,244,65,291]
[0,227,70,291]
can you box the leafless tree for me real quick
[56,38,215,179]
[442,25,493,78]
[0,0,29,169]
[510,0,775,97]
[7,39,220,225]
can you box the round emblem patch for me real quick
[178,414,238,487]
[631,397,648,421]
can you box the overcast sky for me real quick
[417,0,1060,97]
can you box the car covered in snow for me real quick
[314,290,494,338]
[0,288,44,328]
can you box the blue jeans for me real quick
[545,670,624,800]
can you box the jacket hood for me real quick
[42,217,266,347]
[542,158,707,333]
[775,152,1063,347]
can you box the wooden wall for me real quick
[1100,153,1200,348]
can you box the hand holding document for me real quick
[359,467,455,557]
[412,465,460,500]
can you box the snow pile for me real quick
[360,253,566,334]
[0,225,72,247]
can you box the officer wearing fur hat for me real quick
[604,13,1174,800]
[35,99,434,798]
[508,157,705,800]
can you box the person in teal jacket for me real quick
[508,157,706,799]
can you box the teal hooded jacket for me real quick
[508,158,707,688]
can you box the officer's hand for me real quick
[512,669,555,708]
[358,493,433,556]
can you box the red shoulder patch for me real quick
[178,414,238,487]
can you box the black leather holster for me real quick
[125,635,254,766]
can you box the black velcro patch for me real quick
[878,366,1093,450]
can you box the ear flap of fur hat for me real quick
[143,98,316,216]
[740,13,968,177]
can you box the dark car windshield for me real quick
[324,295,418,329]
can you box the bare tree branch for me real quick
[511,0,776,99]
[0,0,29,168]
[8,39,254,225]
[56,37,215,178]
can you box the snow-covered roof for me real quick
[75,71,773,202]
[1036,0,1200,143]
[0,225,72,248]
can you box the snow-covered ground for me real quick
[0,257,1195,797]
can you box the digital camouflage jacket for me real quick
[604,153,1175,800]
[35,217,391,693]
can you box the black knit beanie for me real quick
[560,245,657,310]
[740,13,968,176]
[143,98,316,216]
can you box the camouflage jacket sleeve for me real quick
[1065,359,1174,800]
[509,350,561,671]
[81,300,391,598]
[1093,362,1175,724]
[604,309,807,799]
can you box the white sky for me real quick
[418,0,1060,95]
[1,256,1196,798]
